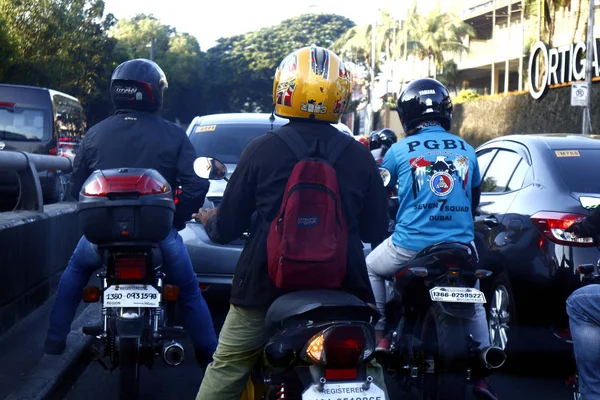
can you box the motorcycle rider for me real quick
[192,45,390,400]
[370,128,397,164]
[565,210,600,400]
[365,78,499,400]
[43,59,218,369]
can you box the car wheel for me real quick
[487,272,514,352]
[43,174,65,204]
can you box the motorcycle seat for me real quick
[398,241,474,269]
[265,290,378,329]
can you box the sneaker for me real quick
[375,337,391,353]
[44,338,66,355]
[473,378,499,400]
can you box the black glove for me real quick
[565,218,598,238]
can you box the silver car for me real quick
[180,113,357,292]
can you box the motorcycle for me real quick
[193,156,387,400]
[376,176,506,399]
[77,168,187,400]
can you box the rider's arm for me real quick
[69,134,91,199]
[203,140,258,244]
[359,149,389,249]
[381,146,398,189]
[470,153,482,217]
[174,133,210,231]
[584,206,600,232]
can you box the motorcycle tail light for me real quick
[301,325,373,369]
[82,171,168,197]
[114,257,146,280]
[531,211,595,247]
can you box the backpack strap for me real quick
[271,126,353,165]
[271,127,308,161]
[326,133,353,166]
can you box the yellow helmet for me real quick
[272,45,352,123]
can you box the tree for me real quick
[204,13,355,113]
[0,0,118,124]
[109,15,206,123]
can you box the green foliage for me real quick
[0,4,355,125]
[453,89,480,104]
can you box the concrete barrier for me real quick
[0,202,81,335]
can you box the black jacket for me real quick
[71,110,209,230]
[204,121,389,309]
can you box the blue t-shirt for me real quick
[381,126,481,251]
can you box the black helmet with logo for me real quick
[370,128,397,150]
[397,78,452,133]
[110,59,168,112]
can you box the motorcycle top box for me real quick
[77,168,176,244]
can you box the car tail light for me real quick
[302,325,373,370]
[82,172,168,197]
[114,257,146,280]
[0,102,15,107]
[531,211,595,247]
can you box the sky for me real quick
[102,0,446,51]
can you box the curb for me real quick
[5,302,102,400]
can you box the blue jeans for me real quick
[567,284,600,400]
[46,228,218,361]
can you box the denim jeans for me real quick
[567,284,600,400]
[366,236,490,349]
[46,228,218,361]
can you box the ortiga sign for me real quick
[528,39,600,99]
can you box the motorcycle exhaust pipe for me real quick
[162,342,185,366]
[479,346,506,369]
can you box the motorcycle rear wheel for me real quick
[419,303,468,400]
[119,337,141,400]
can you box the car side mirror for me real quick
[193,157,228,181]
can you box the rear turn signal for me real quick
[82,286,101,303]
[163,284,180,301]
[301,325,372,369]
[531,211,595,247]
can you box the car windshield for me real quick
[552,148,600,193]
[189,122,279,164]
[0,106,47,141]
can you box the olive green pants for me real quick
[195,304,390,400]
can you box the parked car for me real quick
[472,134,600,356]
[0,84,86,204]
[179,112,354,292]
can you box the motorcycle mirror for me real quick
[193,157,228,181]
[379,167,391,187]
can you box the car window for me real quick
[0,107,48,141]
[189,122,282,164]
[481,150,522,193]
[506,158,530,191]
[552,149,600,193]
[476,148,497,178]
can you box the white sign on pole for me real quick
[571,82,588,107]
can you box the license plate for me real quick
[429,286,486,304]
[103,284,161,308]
[302,381,385,400]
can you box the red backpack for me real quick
[267,127,352,290]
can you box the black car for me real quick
[0,84,86,205]
[474,134,600,356]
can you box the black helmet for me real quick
[370,128,397,150]
[397,78,452,133]
[110,59,168,112]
